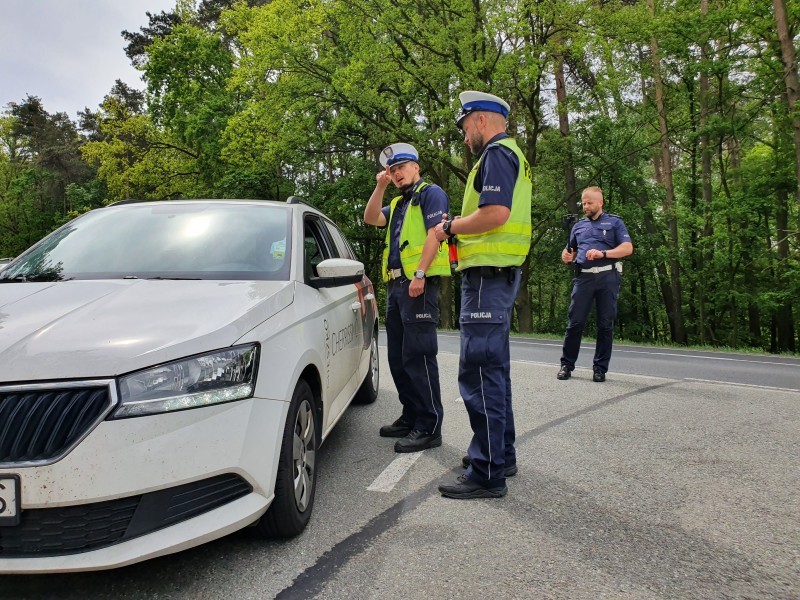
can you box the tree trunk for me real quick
[517,259,532,333]
[773,0,800,244]
[686,73,700,340]
[632,183,677,342]
[698,0,714,344]
[439,277,453,331]
[638,271,655,340]
[775,186,796,351]
[648,0,687,344]
[555,54,578,214]
[743,251,762,347]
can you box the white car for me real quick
[0,199,379,573]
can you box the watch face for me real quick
[414,270,425,279]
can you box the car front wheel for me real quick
[254,379,318,538]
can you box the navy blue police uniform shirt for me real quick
[381,180,448,269]
[473,133,519,210]
[568,212,631,268]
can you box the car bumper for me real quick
[0,396,288,573]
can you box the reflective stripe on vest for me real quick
[457,138,532,269]
[381,181,451,281]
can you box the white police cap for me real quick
[379,143,419,168]
[456,91,510,128]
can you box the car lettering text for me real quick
[331,316,360,356]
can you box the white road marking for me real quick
[435,335,798,368]
[610,349,797,366]
[367,453,423,493]
[380,343,799,392]
[511,359,676,380]
[505,340,797,367]
[509,360,800,393]
[684,378,800,394]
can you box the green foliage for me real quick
[0,98,98,255]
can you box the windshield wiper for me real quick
[0,274,71,283]
[146,276,202,280]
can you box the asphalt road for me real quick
[3,336,799,599]
[435,332,800,392]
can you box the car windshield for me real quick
[0,202,292,282]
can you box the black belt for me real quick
[388,275,441,284]
[465,266,516,279]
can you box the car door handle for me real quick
[351,301,362,312]
[364,293,374,301]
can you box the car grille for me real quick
[0,474,252,558]
[0,384,113,466]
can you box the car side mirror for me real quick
[309,258,364,289]
[0,258,14,273]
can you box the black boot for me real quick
[379,416,413,438]
[394,430,442,453]
[438,474,507,499]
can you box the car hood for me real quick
[0,279,294,381]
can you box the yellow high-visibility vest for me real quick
[457,138,532,269]
[382,181,451,281]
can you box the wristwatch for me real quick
[602,250,607,259]
[414,269,426,279]
[442,219,453,237]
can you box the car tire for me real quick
[253,379,318,538]
[354,326,379,405]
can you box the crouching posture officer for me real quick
[557,186,633,382]
[364,143,450,452]
[434,91,532,499]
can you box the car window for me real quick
[0,203,292,282]
[304,217,336,279]
[324,221,356,260]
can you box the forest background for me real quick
[1,0,798,353]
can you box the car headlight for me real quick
[112,344,259,418]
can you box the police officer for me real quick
[557,186,633,382]
[434,91,532,499]
[364,143,450,452]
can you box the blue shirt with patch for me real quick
[381,179,448,269]
[473,132,519,210]
[568,212,631,268]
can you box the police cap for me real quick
[379,143,419,168]
[456,91,510,128]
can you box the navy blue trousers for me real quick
[384,277,443,435]
[459,267,520,489]
[560,269,621,373]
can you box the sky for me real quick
[1,0,177,120]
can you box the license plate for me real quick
[0,475,21,526]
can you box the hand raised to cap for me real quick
[376,168,391,187]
